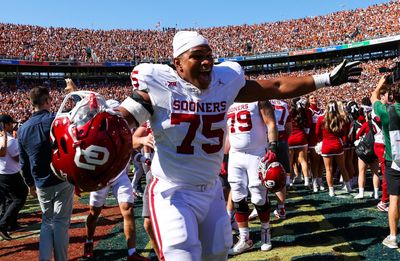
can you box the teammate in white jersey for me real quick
[117,31,362,260]
[226,101,277,255]
[270,99,292,219]
[80,99,149,261]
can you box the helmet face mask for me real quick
[258,160,286,193]
[50,91,132,192]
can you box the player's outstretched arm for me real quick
[236,60,362,102]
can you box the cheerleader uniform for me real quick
[316,116,347,157]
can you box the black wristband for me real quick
[268,141,278,154]
[223,154,229,163]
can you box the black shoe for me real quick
[7,224,27,232]
[0,229,12,240]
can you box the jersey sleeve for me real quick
[217,62,246,90]
[130,63,158,92]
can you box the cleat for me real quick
[377,201,389,212]
[329,191,336,197]
[273,208,286,219]
[354,193,364,199]
[383,235,398,249]
[260,227,272,251]
[83,242,94,258]
[313,184,318,193]
[0,230,12,241]
[228,238,253,255]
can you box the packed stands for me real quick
[0,1,399,62]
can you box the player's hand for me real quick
[262,150,277,163]
[376,75,388,90]
[219,161,228,177]
[141,133,155,149]
[65,78,78,93]
[329,60,362,86]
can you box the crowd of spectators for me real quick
[0,1,399,62]
[0,58,397,124]
[0,79,131,123]
[251,58,397,106]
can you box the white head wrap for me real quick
[173,31,209,58]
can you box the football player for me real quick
[226,100,277,255]
[270,99,292,219]
[131,123,160,260]
[116,31,362,260]
[82,100,149,261]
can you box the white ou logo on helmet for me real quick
[265,180,276,189]
[74,145,110,170]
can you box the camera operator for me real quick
[371,64,400,249]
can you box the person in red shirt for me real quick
[288,98,310,187]
[308,95,325,192]
[316,100,351,197]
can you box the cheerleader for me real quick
[316,100,351,197]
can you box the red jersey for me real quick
[308,104,324,147]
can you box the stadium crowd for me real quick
[0,79,131,122]
[1,58,396,123]
[0,1,399,62]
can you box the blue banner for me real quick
[105,62,132,67]
[0,59,19,65]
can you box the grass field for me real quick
[1,178,400,261]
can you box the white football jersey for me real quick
[270,99,290,132]
[227,102,267,153]
[130,62,245,185]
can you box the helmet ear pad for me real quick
[50,112,132,192]
[258,161,286,193]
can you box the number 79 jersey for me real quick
[131,62,245,186]
[227,102,268,154]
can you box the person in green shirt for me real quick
[371,75,400,249]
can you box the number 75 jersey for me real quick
[131,62,245,185]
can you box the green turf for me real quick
[75,178,400,261]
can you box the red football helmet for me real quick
[50,91,132,192]
[258,160,286,192]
